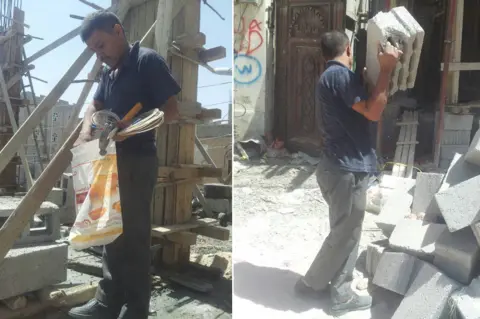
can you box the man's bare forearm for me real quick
[161,96,179,123]
[365,69,392,120]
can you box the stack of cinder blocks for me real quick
[438,113,474,169]
[367,130,480,317]
[366,6,425,96]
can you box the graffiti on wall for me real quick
[234,11,265,86]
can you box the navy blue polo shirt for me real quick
[315,60,377,173]
[93,41,181,155]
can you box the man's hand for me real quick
[74,132,93,147]
[378,41,403,73]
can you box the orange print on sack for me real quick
[112,200,121,212]
[89,207,107,220]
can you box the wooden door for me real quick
[275,0,345,155]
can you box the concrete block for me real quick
[433,227,480,285]
[466,128,480,167]
[439,153,480,193]
[451,276,480,319]
[46,187,65,207]
[444,113,474,131]
[366,239,390,277]
[434,174,480,232]
[0,243,68,300]
[375,190,413,233]
[389,219,447,257]
[472,222,480,246]
[442,130,472,145]
[0,197,58,218]
[373,252,417,295]
[440,145,469,161]
[379,174,416,193]
[392,261,461,319]
[412,172,444,215]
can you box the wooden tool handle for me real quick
[122,102,143,121]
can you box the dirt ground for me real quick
[25,225,232,319]
[233,159,403,319]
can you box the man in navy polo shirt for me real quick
[69,11,181,319]
[294,31,402,315]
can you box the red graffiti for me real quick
[235,17,264,55]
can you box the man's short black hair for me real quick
[320,30,350,60]
[80,10,122,42]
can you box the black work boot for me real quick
[330,288,372,316]
[68,299,115,319]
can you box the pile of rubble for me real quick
[367,128,480,318]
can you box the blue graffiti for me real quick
[234,54,262,85]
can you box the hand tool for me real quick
[98,102,143,156]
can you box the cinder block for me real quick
[440,145,469,161]
[46,187,65,207]
[466,128,480,167]
[442,130,472,145]
[434,174,480,232]
[0,243,68,300]
[433,227,480,285]
[373,252,418,295]
[412,172,444,215]
[379,175,416,192]
[444,113,474,131]
[389,219,447,257]
[375,190,412,233]
[0,197,58,218]
[366,239,390,277]
[439,153,480,193]
[451,276,480,319]
[392,261,461,319]
[472,222,480,246]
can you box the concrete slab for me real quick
[439,153,480,193]
[412,172,444,215]
[442,130,472,145]
[433,227,480,285]
[389,219,447,257]
[376,190,413,233]
[440,145,469,161]
[391,261,461,319]
[373,252,417,295]
[0,197,59,217]
[46,188,64,207]
[0,243,68,300]
[451,276,480,319]
[366,239,390,277]
[434,174,480,232]
[466,128,480,167]
[444,113,474,131]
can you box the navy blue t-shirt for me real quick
[315,60,377,173]
[93,41,181,155]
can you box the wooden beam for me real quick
[0,122,82,263]
[194,136,225,183]
[198,46,226,63]
[151,217,217,235]
[173,32,206,49]
[191,225,229,241]
[0,49,93,178]
[165,231,197,246]
[440,62,480,71]
[158,165,222,181]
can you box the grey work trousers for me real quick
[303,160,369,301]
[95,153,157,319]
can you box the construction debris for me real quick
[368,122,480,318]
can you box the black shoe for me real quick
[330,293,372,316]
[294,278,329,298]
[68,299,114,319]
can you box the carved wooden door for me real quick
[275,0,344,155]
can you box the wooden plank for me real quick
[191,225,230,241]
[151,217,217,235]
[440,62,480,71]
[0,122,82,263]
[406,111,418,178]
[0,49,93,177]
[164,231,197,246]
[450,0,464,104]
[399,112,413,177]
[392,116,407,176]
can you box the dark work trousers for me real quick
[303,159,369,302]
[95,153,157,319]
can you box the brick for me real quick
[392,261,461,319]
[375,190,413,233]
[412,172,444,215]
[373,252,417,295]
[366,239,390,277]
[466,128,480,167]
[451,276,480,319]
[0,243,68,300]
[444,113,474,131]
[433,227,480,285]
[434,174,480,232]
[440,145,469,161]
[389,219,446,257]
[439,153,480,193]
[442,129,472,145]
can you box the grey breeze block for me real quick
[373,252,417,295]
[466,128,480,167]
[412,172,444,215]
[451,276,480,319]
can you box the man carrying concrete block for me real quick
[294,30,401,316]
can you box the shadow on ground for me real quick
[233,262,329,313]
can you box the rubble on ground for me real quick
[367,128,480,318]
